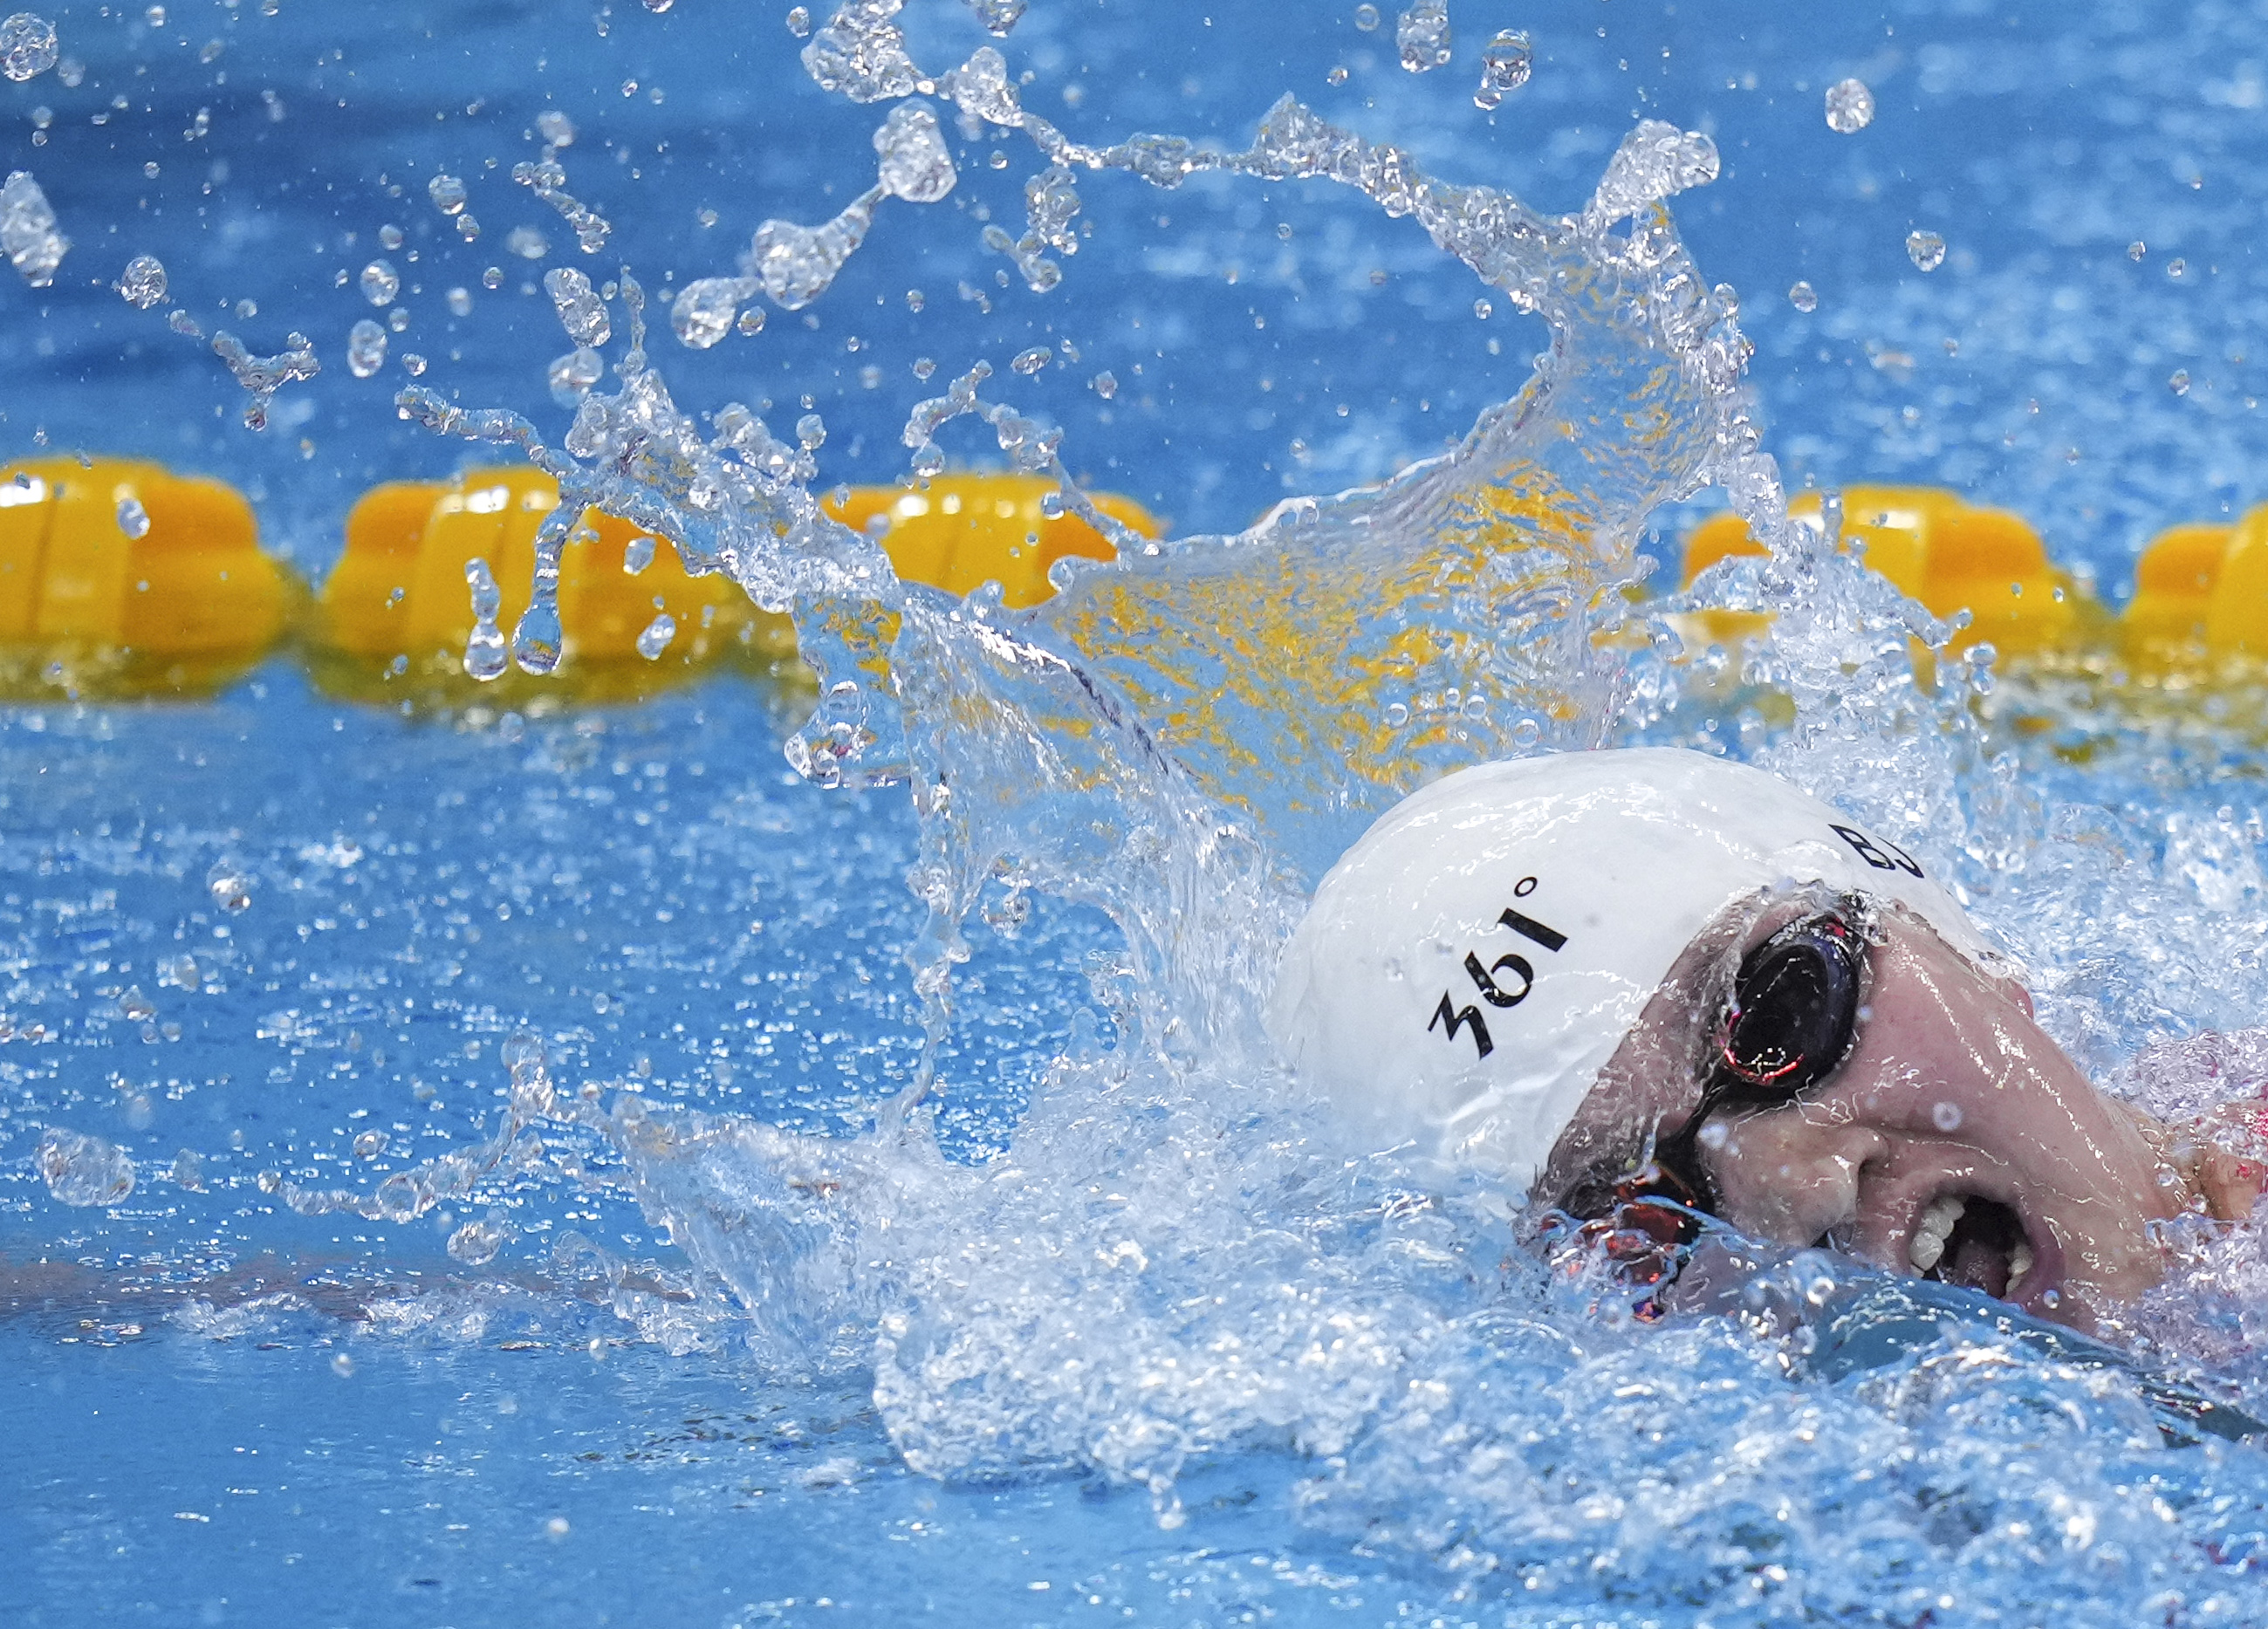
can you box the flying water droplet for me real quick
[874,99,956,203]
[512,596,562,676]
[785,5,810,37]
[204,860,252,912]
[1,168,66,286]
[1788,279,1818,312]
[1011,346,1052,375]
[669,275,753,349]
[448,1215,508,1265]
[750,193,879,311]
[546,346,603,406]
[0,13,57,81]
[462,557,508,681]
[1396,0,1449,72]
[622,535,656,574]
[427,172,467,215]
[115,251,166,308]
[635,611,677,660]
[1473,29,1531,109]
[1353,3,1380,30]
[507,225,550,260]
[115,495,149,538]
[797,413,827,449]
[1931,1100,1963,1133]
[210,329,319,430]
[939,44,1022,129]
[1824,78,1874,133]
[535,109,575,147]
[346,318,387,378]
[359,258,400,305]
[963,0,1024,36]
[38,1128,134,1207]
[1090,370,1117,399]
[544,265,610,346]
[1905,229,1946,272]
[2170,369,2192,395]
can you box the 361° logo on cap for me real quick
[1427,876,1567,1062]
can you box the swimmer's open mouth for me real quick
[1908,1193,2035,1297]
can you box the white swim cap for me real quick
[1265,747,1994,1191]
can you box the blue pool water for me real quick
[15,3,2268,1626]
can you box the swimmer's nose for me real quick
[1702,1114,1890,1252]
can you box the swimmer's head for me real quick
[1264,747,1996,1191]
[1270,747,2223,1331]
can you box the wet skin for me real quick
[1536,896,2268,1333]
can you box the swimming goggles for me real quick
[1565,903,1870,1280]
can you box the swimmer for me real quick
[1269,747,2268,1333]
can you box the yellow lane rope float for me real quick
[2118,510,2268,662]
[0,457,2259,705]
[0,457,295,698]
[314,466,788,706]
[314,467,1156,705]
[820,473,1160,611]
[1679,485,2105,657]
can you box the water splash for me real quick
[355,17,2129,1576]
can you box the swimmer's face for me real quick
[1538,900,2182,1332]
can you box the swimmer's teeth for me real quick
[1908,1194,1965,1273]
[2009,1239,2034,1285]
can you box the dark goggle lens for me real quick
[1719,916,1862,1101]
